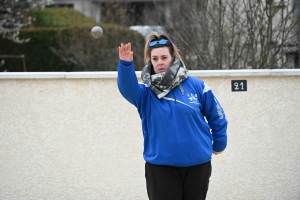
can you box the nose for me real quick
[158,58,163,65]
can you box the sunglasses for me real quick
[149,39,169,47]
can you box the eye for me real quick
[152,57,158,61]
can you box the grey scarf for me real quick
[141,58,189,99]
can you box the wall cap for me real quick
[1,69,300,79]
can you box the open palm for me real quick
[119,43,133,62]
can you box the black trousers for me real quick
[145,161,211,200]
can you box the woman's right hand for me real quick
[119,43,133,62]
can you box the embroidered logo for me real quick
[187,93,199,104]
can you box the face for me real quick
[150,47,173,74]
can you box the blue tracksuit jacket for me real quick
[117,60,228,167]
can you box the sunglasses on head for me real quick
[149,39,169,47]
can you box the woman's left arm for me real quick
[201,83,228,154]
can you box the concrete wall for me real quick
[1,70,300,200]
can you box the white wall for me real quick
[1,70,300,200]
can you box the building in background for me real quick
[49,0,169,25]
[48,0,101,22]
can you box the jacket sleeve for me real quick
[201,82,228,152]
[117,59,144,109]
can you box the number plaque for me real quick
[231,80,247,92]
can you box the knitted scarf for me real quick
[141,58,189,99]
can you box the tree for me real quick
[0,0,53,43]
[149,0,300,69]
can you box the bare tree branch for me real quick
[149,0,299,69]
[0,0,53,43]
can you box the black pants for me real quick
[145,161,211,200]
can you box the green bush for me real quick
[0,8,145,72]
[0,28,71,72]
[31,8,97,27]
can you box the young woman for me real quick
[117,32,228,200]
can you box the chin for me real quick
[156,70,166,74]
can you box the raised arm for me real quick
[117,43,144,108]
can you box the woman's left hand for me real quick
[213,151,223,155]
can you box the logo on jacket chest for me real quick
[187,93,199,104]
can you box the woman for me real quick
[117,32,228,200]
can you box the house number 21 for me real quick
[231,80,247,92]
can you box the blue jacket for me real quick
[117,60,228,167]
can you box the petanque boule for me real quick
[91,26,103,38]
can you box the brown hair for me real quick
[144,32,183,64]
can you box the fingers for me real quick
[119,43,131,52]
